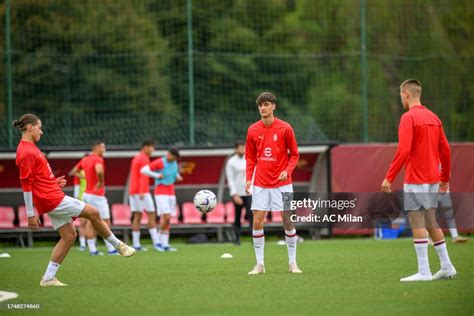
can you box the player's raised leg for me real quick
[79,204,135,257]
[425,208,457,280]
[282,211,302,273]
[400,210,432,282]
[248,210,266,275]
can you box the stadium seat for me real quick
[207,203,225,224]
[271,210,282,223]
[140,211,149,225]
[111,204,131,226]
[171,205,180,224]
[225,201,247,224]
[42,213,54,227]
[225,201,235,223]
[182,202,204,224]
[18,206,32,228]
[0,206,15,229]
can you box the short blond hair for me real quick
[400,79,422,97]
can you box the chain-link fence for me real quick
[1,0,473,149]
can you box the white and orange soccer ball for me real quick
[193,190,217,214]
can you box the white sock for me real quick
[43,261,60,281]
[104,239,116,252]
[87,239,97,253]
[105,233,121,248]
[413,239,431,275]
[285,229,297,264]
[161,230,170,248]
[434,240,454,270]
[252,229,265,265]
[445,210,459,238]
[132,231,141,248]
[448,228,459,239]
[157,231,163,245]
[149,228,159,245]
[79,236,86,247]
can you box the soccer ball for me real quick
[193,190,217,214]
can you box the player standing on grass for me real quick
[78,141,118,255]
[381,79,457,282]
[141,147,182,252]
[68,157,88,251]
[128,139,160,251]
[13,114,135,287]
[245,92,301,275]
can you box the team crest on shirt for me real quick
[273,134,277,141]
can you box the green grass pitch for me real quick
[1,238,472,316]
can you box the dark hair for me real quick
[92,140,104,148]
[141,139,155,148]
[12,114,40,132]
[168,147,180,158]
[234,141,245,148]
[256,92,276,106]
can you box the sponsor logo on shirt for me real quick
[264,147,272,157]
[261,147,277,161]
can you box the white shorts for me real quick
[251,184,293,212]
[129,193,155,212]
[47,195,86,230]
[154,195,177,216]
[83,193,110,219]
[438,192,453,208]
[403,184,439,211]
[73,185,80,199]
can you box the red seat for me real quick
[207,203,225,224]
[18,206,34,228]
[271,211,282,223]
[0,206,15,229]
[140,211,149,225]
[171,205,180,224]
[111,204,131,226]
[42,213,53,227]
[225,201,248,223]
[182,202,204,224]
[225,201,235,223]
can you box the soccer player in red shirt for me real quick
[141,148,182,251]
[68,155,88,251]
[77,141,119,255]
[128,139,159,250]
[381,80,456,282]
[13,114,135,287]
[245,92,301,274]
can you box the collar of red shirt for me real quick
[410,104,425,110]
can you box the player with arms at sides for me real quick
[77,140,117,255]
[13,114,135,287]
[128,139,160,251]
[68,156,88,251]
[381,80,456,282]
[141,147,182,252]
[245,92,301,275]
[225,141,253,245]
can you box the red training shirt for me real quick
[73,161,80,185]
[129,151,151,195]
[16,140,65,214]
[149,158,175,196]
[77,154,106,196]
[246,117,299,188]
[385,105,450,184]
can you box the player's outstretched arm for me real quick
[140,165,163,179]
